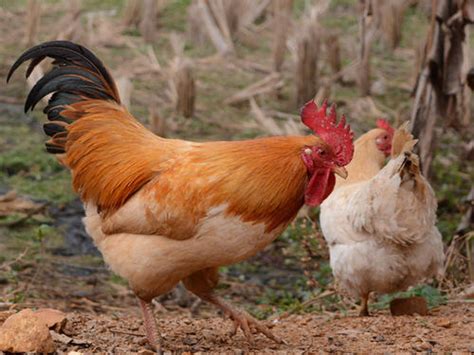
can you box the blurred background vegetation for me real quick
[0,0,472,318]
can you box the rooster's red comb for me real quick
[376,118,394,135]
[301,99,354,166]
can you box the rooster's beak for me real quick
[332,166,348,179]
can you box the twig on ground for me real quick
[109,328,145,337]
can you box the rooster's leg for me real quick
[137,297,162,353]
[359,294,370,316]
[183,267,283,344]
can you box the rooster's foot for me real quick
[138,297,163,354]
[226,308,284,344]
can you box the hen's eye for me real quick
[318,149,326,156]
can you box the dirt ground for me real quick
[1,2,473,354]
[2,301,472,353]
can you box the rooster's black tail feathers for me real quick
[7,40,121,154]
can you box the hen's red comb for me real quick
[376,118,394,136]
[301,99,354,166]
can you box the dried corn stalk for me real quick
[325,31,342,75]
[140,0,158,43]
[194,0,234,55]
[224,73,284,105]
[292,2,329,106]
[122,0,168,42]
[115,76,133,110]
[357,0,378,96]
[271,0,294,72]
[25,0,41,46]
[376,0,411,51]
[56,0,83,42]
[122,0,142,27]
[410,0,474,177]
[174,60,196,118]
[149,107,167,137]
[167,34,196,118]
[189,0,271,55]
[250,98,303,136]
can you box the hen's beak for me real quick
[332,166,348,179]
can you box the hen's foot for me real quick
[359,307,370,317]
[359,295,370,317]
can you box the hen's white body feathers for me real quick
[320,140,444,300]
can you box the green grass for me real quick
[371,285,447,311]
[0,0,471,314]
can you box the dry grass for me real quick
[0,0,472,320]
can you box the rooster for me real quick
[320,120,444,316]
[8,41,354,350]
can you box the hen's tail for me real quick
[7,41,121,154]
[390,122,417,158]
[389,123,429,201]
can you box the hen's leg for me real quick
[183,267,283,344]
[137,297,162,353]
[359,294,370,316]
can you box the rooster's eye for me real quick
[318,149,326,156]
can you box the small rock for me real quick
[373,335,385,342]
[0,311,15,325]
[137,350,156,355]
[136,337,148,346]
[434,319,452,328]
[183,337,198,345]
[0,309,55,353]
[201,329,214,341]
[71,338,91,346]
[419,342,432,350]
[390,296,428,316]
[50,331,73,344]
[34,308,67,332]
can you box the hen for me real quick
[8,41,354,349]
[319,121,444,316]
